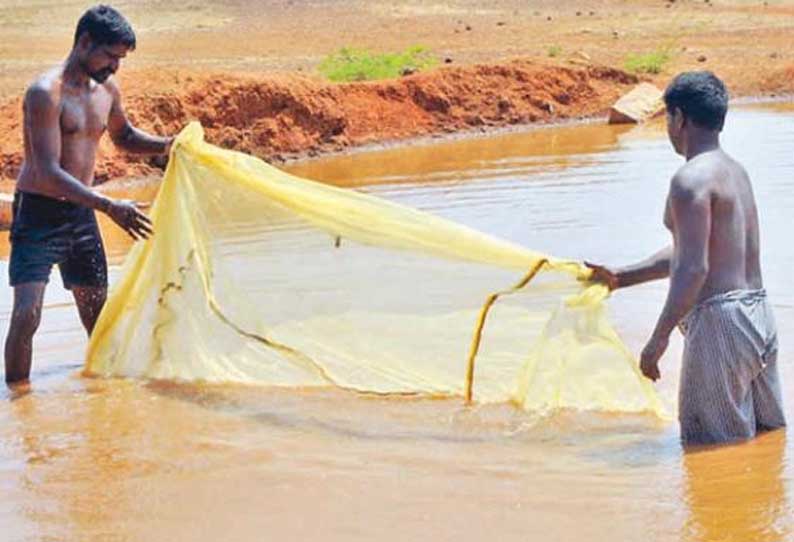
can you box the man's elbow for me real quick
[36,161,63,185]
[24,161,67,197]
[111,124,134,149]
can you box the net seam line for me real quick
[464,259,548,404]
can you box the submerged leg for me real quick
[4,282,47,385]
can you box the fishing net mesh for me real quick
[85,123,664,417]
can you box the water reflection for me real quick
[288,121,638,188]
[683,430,790,542]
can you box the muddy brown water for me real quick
[1,104,793,541]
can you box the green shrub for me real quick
[547,45,562,58]
[319,46,438,82]
[624,48,673,74]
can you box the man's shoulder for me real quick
[673,152,747,196]
[99,76,122,98]
[671,153,731,190]
[669,162,714,202]
[24,69,62,107]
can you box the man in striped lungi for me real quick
[587,71,785,446]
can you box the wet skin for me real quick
[587,107,763,382]
[5,34,173,385]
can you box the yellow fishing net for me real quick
[85,122,665,417]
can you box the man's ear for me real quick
[75,32,93,53]
[671,107,686,130]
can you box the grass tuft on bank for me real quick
[624,48,673,74]
[319,46,438,82]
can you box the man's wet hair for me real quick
[74,5,136,50]
[663,71,728,131]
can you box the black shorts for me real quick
[8,191,108,289]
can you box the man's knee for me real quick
[75,287,107,308]
[90,290,107,313]
[73,286,107,334]
[9,297,43,337]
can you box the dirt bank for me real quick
[1,0,794,187]
[0,61,638,185]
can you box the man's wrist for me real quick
[613,268,626,290]
[97,196,113,214]
[651,325,673,342]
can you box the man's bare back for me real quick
[587,71,785,445]
[664,148,763,304]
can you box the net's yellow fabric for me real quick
[85,122,665,417]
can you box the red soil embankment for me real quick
[760,64,794,95]
[0,60,638,186]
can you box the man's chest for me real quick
[60,89,113,140]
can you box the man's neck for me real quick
[62,52,91,89]
[685,130,721,161]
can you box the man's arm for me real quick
[640,173,711,380]
[586,245,672,290]
[25,84,115,210]
[25,84,152,240]
[651,177,711,339]
[107,80,173,155]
